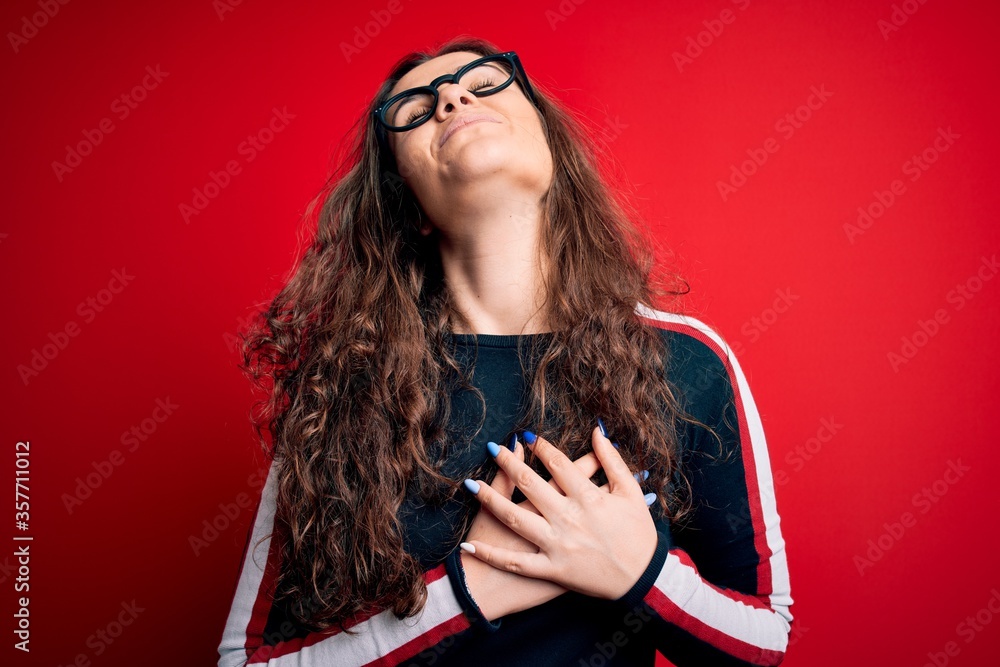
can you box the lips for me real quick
[439,113,501,147]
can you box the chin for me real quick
[445,138,526,174]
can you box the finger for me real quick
[491,439,525,499]
[464,475,553,547]
[576,484,644,509]
[492,469,515,499]
[488,439,566,514]
[459,539,551,579]
[521,433,596,501]
[591,425,644,499]
[567,453,644,487]
[507,432,524,458]
[571,451,602,480]
[545,451,602,495]
[518,479,645,520]
[596,480,655,505]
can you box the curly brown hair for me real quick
[237,35,713,634]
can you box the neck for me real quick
[434,190,551,336]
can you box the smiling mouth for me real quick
[440,116,500,147]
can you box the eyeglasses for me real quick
[374,51,537,139]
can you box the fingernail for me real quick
[507,433,517,451]
[460,542,476,554]
[522,430,537,445]
[597,417,608,438]
[644,493,656,506]
[463,479,481,495]
[486,441,501,458]
[612,442,620,450]
[634,470,649,483]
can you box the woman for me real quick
[217,36,794,666]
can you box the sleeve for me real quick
[217,457,501,667]
[616,314,795,666]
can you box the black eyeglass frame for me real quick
[373,51,538,143]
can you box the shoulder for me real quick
[635,303,736,365]
[633,303,739,420]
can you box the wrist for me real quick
[614,528,672,610]
[444,546,503,631]
[455,548,569,620]
[460,552,504,621]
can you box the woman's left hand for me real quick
[460,425,659,600]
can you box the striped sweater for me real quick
[217,307,795,666]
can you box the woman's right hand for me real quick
[460,439,602,621]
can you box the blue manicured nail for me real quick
[463,479,481,495]
[522,430,537,445]
[597,417,608,438]
[486,441,501,457]
[612,442,620,450]
[634,470,649,483]
[508,433,517,451]
[644,493,656,506]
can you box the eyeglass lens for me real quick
[384,59,515,130]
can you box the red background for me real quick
[3,0,999,665]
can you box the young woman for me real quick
[217,36,794,667]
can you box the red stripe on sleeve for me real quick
[248,563,463,663]
[363,614,472,667]
[645,586,786,666]
[668,548,774,612]
[640,316,776,599]
[244,521,283,661]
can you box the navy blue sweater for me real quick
[217,308,794,666]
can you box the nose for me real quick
[435,83,477,120]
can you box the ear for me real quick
[419,218,434,236]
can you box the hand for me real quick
[461,425,659,600]
[459,439,604,620]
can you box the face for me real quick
[383,51,554,235]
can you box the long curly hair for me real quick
[237,35,715,633]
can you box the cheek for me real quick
[506,102,547,145]
[393,146,421,182]
[528,110,549,144]
[394,134,433,179]
[393,149,435,201]
[516,112,551,158]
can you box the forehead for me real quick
[388,51,486,99]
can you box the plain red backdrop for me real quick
[2,0,999,665]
